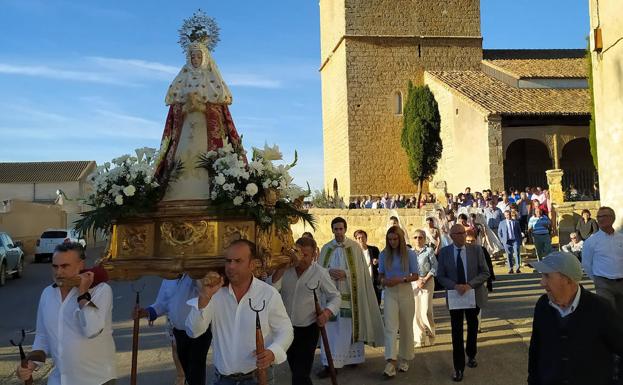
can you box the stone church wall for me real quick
[291,207,431,249]
[321,43,351,198]
[320,0,483,199]
[426,74,499,193]
[342,38,483,198]
[344,0,481,37]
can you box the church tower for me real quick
[320,0,483,199]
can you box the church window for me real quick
[393,91,403,115]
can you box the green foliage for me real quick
[401,82,443,201]
[310,189,344,208]
[586,45,599,169]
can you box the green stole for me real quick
[322,245,360,341]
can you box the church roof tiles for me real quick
[425,70,590,116]
[0,161,96,183]
[482,49,587,79]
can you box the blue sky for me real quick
[0,0,589,191]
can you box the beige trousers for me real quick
[383,283,415,361]
[413,278,436,346]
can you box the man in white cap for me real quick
[528,251,623,385]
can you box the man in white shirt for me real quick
[16,242,116,385]
[186,239,293,385]
[582,206,623,316]
[271,237,341,385]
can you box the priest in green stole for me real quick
[317,217,384,377]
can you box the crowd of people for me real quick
[15,205,623,385]
[348,192,438,209]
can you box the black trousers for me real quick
[287,323,320,385]
[173,327,212,385]
[449,307,480,371]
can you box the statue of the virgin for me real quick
[155,11,245,202]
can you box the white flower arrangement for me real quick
[198,138,313,230]
[75,147,163,235]
[200,139,304,208]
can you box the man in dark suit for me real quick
[498,210,523,274]
[354,229,381,304]
[437,224,490,382]
[529,251,623,385]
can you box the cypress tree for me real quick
[401,82,443,206]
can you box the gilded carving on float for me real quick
[117,224,154,258]
[222,224,251,247]
[159,220,218,257]
[161,220,209,247]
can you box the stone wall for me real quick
[341,38,483,198]
[319,0,346,64]
[555,201,601,245]
[426,73,497,193]
[320,0,483,199]
[344,0,481,37]
[589,0,623,230]
[321,42,351,199]
[291,207,431,249]
[0,200,67,254]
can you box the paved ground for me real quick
[0,247,595,385]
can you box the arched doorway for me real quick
[560,138,598,196]
[504,139,552,190]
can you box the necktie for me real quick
[456,248,466,284]
[508,220,514,240]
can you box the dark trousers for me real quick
[449,307,480,371]
[287,323,320,385]
[173,327,212,385]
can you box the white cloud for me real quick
[0,63,137,86]
[0,57,287,89]
[2,104,70,123]
[88,57,179,76]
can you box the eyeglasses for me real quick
[413,236,424,239]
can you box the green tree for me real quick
[401,82,443,206]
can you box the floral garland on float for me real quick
[74,147,169,236]
[74,142,314,236]
[198,139,314,231]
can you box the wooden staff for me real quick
[249,299,267,385]
[307,281,338,385]
[131,283,144,385]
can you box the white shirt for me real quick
[185,277,293,375]
[582,230,623,279]
[362,248,372,277]
[548,286,581,317]
[32,283,116,385]
[272,263,341,327]
[497,201,511,213]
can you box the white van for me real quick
[35,229,87,263]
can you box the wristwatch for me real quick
[77,292,92,303]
